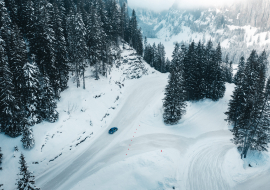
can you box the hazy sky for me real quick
[128,0,242,12]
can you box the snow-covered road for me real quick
[184,133,234,190]
[36,75,169,190]
[34,70,269,190]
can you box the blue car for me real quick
[109,127,118,134]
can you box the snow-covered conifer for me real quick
[21,126,35,149]
[23,56,42,126]
[163,68,186,124]
[16,153,39,190]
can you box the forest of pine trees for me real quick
[0,0,143,146]
[163,40,230,125]
[226,50,270,158]
[144,38,169,73]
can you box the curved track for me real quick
[36,75,168,190]
[184,137,234,190]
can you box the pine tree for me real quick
[211,42,225,101]
[136,28,144,56]
[22,56,42,126]
[204,40,215,99]
[21,125,35,149]
[228,50,267,158]
[16,154,39,190]
[87,3,106,80]
[165,58,171,72]
[52,2,69,97]
[0,37,22,137]
[194,41,204,100]
[240,51,268,157]
[40,73,59,123]
[163,68,186,124]
[76,9,87,88]
[3,0,18,26]
[183,41,197,101]
[250,78,270,152]
[234,56,245,85]
[120,3,127,40]
[32,1,57,97]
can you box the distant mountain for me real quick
[131,0,270,63]
[223,0,270,30]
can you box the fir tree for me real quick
[228,50,268,158]
[163,68,186,124]
[22,56,42,126]
[211,42,225,101]
[21,125,35,149]
[0,38,22,137]
[40,73,59,123]
[183,41,197,101]
[234,56,245,85]
[16,154,39,190]
[52,2,69,97]
[204,40,216,99]
[165,58,171,72]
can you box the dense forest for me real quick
[161,39,270,158]
[162,40,231,124]
[0,0,143,147]
[226,50,270,158]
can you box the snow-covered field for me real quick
[1,45,270,190]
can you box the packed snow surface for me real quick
[1,46,270,190]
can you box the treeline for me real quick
[0,0,143,144]
[163,40,232,124]
[226,50,270,158]
[143,38,170,73]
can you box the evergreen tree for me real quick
[40,73,59,123]
[211,42,225,101]
[165,58,171,73]
[240,50,268,157]
[21,125,35,149]
[3,0,18,26]
[234,56,245,85]
[32,0,56,82]
[16,154,39,190]
[228,61,233,83]
[183,41,197,101]
[194,41,204,100]
[52,2,69,97]
[0,38,22,137]
[22,56,42,126]
[228,50,268,158]
[163,68,186,124]
[136,28,144,56]
[204,40,215,99]
[67,7,87,88]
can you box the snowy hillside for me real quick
[135,1,270,62]
[1,42,270,190]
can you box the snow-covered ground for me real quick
[1,44,270,190]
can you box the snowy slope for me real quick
[136,6,270,63]
[1,43,270,190]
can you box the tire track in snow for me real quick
[184,138,234,190]
[36,75,169,190]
